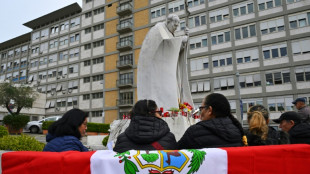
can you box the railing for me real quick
[117,79,133,88]
[116,21,133,33]
[116,3,133,15]
[117,99,134,107]
[116,58,133,69]
[116,40,133,51]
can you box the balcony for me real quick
[116,59,133,69]
[117,40,133,51]
[117,79,133,88]
[117,99,134,107]
[117,3,133,16]
[117,21,133,34]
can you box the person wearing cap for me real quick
[292,98,310,123]
[273,111,310,144]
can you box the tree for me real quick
[0,82,38,115]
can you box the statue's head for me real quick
[166,14,180,34]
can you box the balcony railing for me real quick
[117,21,133,33]
[117,99,134,107]
[117,3,133,16]
[116,59,133,69]
[117,40,133,51]
[117,79,133,88]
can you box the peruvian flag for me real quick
[2,144,310,174]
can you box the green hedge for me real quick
[0,134,45,151]
[3,114,29,130]
[42,121,110,133]
[86,123,110,133]
[42,121,54,130]
[0,126,8,138]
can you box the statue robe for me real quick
[137,22,193,111]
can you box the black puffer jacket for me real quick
[246,126,290,146]
[177,117,243,149]
[289,122,310,144]
[113,116,177,153]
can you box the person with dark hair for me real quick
[292,98,310,123]
[273,111,310,144]
[246,105,289,146]
[177,93,246,149]
[113,99,177,153]
[43,108,89,152]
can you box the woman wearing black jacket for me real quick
[246,105,290,146]
[177,93,247,149]
[113,99,177,153]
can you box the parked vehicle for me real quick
[24,116,61,133]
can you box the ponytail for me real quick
[249,111,268,140]
[228,114,248,146]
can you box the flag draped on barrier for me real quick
[2,144,310,174]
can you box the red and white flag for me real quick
[2,144,310,174]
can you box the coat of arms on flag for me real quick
[114,149,206,174]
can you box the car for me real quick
[24,116,62,133]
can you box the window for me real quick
[92,92,103,99]
[239,74,261,88]
[209,8,229,23]
[83,94,90,100]
[93,23,104,31]
[59,51,68,61]
[262,43,287,59]
[214,77,235,90]
[94,7,104,15]
[188,0,205,8]
[93,40,104,48]
[232,2,254,17]
[70,33,80,43]
[84,60,91,66]
[119,92,133,105]
[119,54,133,66]
[236,48,259,63]
[84,77,90,83]
[289,12,310,29]
[265,71,290,86]
[84,43,91,50]
[258,0,281,11]
[190,36,208,50]
[242,99,263,113]
[93,57,104,64]
[190,57,208,72]
[235,24,256,40]
[92,111,103,117]
[260,18,285,35]
[59,36,69,46]
[191,80,210,93]
[268,97,294,112]
[70,17,80,28]
[188,14,206,28]
[86,0,92,3]
[151,6,166,19]
[295,66,310,82]
[69,48,79,58]
[49,39,58,49]
[50,25,59,34]
[68,64,78,74]
[31,45,39,54]
[93,74,104,81]
[168,0,184,13]
[85,12,92,18]
[212,53,233,68]
[32,31,40,41]
[85,27,92,34]
[60,21,69,31]
[291,38,310,55]
[211,30,230,45]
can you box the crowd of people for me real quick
[43,93,310,152]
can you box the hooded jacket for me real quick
[177,116,243,149]
[113,116,177,153]
[289,122,310,144]
[43,134,88,152]
[246,126,290,146]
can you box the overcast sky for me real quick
[0,0,82,43]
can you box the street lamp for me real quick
[100,79,105,123]
[235,72,243,127]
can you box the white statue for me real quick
[137,14,193,111]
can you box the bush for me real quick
[87,123,110,133]
[0,134,45,151]
[102,135,109,146]
[0,126,8,138]
[3,114,29,130]
[42,121,55,130]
